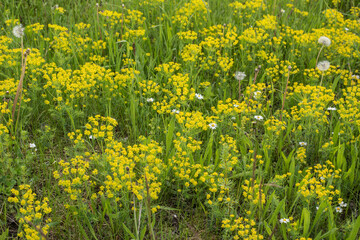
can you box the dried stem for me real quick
[96,3,102,40]
[12,48,30,121]
[315,45,324,67]
[253,65,261,84]
[238,80,242,102]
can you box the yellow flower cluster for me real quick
[242,178,266,205]
[104,137,164,201]
[26,23,44,34]
[229,0,266,17]
[222,213,264,240]
[177,30,198,41]
[54,155,93,202]
[138,80,161,97]
[296,147,307,164]
[75,22,91,30]
[181,44,202,62]
[337,85,360,126]
[0,123,9,136]
[264,117,286,136]
[35,62,134,109]
[8,185,52,239]
[286,4,309,17]
[256,15,277,30]
[296,161,341,203]
[289,83,335,124]
[99,9,146,41]
[218,135,239,171]
[264,60,299,81]
[5,19,20,27]
[172,0,209,28]
[139,0,164,6]
[84,115,118,141]
[0,78,18,96]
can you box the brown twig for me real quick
[12,49,30,121]
[253,65,261,84]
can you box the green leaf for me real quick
[123,223,136,239]
[346,215,360,240]
[140,226,147,240]
[310,201,327,234]
[166,118,175,156]
[301,208,310,236]
[0,229,8,240]
[201,133,213,165]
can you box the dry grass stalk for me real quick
[11,48,30,121]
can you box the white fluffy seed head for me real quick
[318,36,331,47]
[234,71,246,81]
[317,60,330,72]
[12,24,25,38]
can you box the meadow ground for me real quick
[1,0,360,239]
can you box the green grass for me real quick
[1,0,360,239]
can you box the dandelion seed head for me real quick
[234,71,246,81]
[318,36,331,47]
[317,60,330,72]
[12,24,25,38]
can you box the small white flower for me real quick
[279,218,290,224]
[234,71,246,81]
[195,93,204,100]
[233,104,239,108]
[89,135,96,140]
[208,123,217,130]
[299,142,307,147]
[253,91,261,100]
[281,9,285,13]
[13,24,25,38]
[340,201,347,207]
[320,176,325,180]
[146,98,154,102]
[345,27,349,31]
[335,206,343,213]
[172,109,180,114]
[254,115,264,121]
[231,116,236,120]
[318,36,331,47]
[29,143,36,148]
[327,107,337,111]
[316,206,319,210]
[317,60,330,72]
